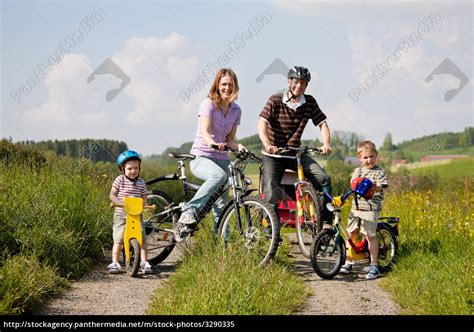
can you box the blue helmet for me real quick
[117,150,141,170]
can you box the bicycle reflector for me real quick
[354,178,375,199]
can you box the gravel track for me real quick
[39,234,399,315]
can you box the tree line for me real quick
[16,139,128,163]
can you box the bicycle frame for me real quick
[259,146,322,228]
[145,149,260,236]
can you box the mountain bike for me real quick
[110,197,156,277]
[259,146,324,258]
[144,146,280,266]
[310,188,399,279]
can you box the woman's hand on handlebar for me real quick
[209,143,228,151]
[237,144,247,152]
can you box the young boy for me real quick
[340,141,388,280]
[108,150,153,274]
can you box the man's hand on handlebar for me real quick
[319,144,332,155]
[264,144,279,154]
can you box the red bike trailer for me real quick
[259,168,299,227]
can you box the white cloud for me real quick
[17,33,210,155]
[20,54,107,135]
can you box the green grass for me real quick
[380,187,473,315]
[0,254,69,314]
[0,153,115,314]
[147,221,310,315]
[408,157,474,178]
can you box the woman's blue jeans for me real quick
[183,156,230,234]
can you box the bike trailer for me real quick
[259,168,298,227]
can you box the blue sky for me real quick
[1,0,472,156]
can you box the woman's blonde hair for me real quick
[208,68,239,107]
[357,140,378,156]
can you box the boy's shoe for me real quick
[339,262,353,274]
[140,261,153,274]
[107,262,121,274]
[366,264,380,280]
[178,209,198,225]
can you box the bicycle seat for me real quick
[168,152,196,160]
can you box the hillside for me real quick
[393,127,473,156]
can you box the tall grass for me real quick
[380,182,473,315]
[0,152,115,314]
[147,222,310,315]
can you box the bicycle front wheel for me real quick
[126,238,141,277]
[376,224,398,271]
[144,191,177,265]
[296,185,323,258]
[310,229,345,279]
[217,196,280,266]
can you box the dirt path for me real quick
[39,236,399,315]
[39,245,186,315]
[287,234,400,315]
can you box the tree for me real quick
[382,133,395,151]
[459,127,473,147]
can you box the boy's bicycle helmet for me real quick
[117,150,141,170]
[351,177,376,199]
[287,66,311,82]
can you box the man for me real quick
[257,66,333,225]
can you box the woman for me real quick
[176,68,246,241]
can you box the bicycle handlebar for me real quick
[109,202,157,211]
[278,146,323,155]
[209,144,262,162]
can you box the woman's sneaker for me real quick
[178,209,197,225]
[107,262,121,274]
[366,264,380,280]
[140,261,153,274]
[339,262,353,274]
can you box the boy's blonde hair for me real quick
[357,140,378,156]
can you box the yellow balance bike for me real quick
[111,197,155,277]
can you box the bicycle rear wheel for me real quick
[126,238,141,277]
[310,229,345,279]
[144,191,177,265]
[376,224,397,271]
[296,185,323,258]
[217,196,280,266]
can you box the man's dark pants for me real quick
[261,154,333,224]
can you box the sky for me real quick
[1,0,473,156]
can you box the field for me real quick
[1,139,472,315]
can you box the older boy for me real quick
[340,141,388,280]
